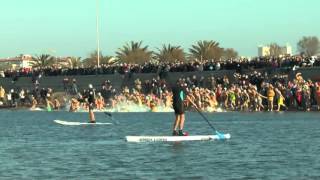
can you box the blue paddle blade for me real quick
[215,131,225,140]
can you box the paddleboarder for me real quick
[86,84,96,123]
[172,80,189,136]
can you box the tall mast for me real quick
[96,0,100,68]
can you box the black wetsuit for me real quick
[172,85,185,115]
[87,88,95,110]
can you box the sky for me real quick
[0,0,319,58]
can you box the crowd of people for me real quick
[0,85,60,110]
[94,71,320,112]
[1,68,319,113]
[2,56,320,78]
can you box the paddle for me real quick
[104,112,112,117]
[104,112,121,125]
[187,96,226,140]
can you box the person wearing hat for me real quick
[87,84,96,123]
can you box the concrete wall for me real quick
[0,70,235,91]
[0,67,319,92]
[288,67,320,81]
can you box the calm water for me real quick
[0,110,319,179]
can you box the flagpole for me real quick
[96,0,100,68]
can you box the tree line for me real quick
[30,36,319,68]
[267,36,320,57]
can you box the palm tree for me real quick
[83,51,103,67]
[154,44,185,62]
[31,54,54,69]
[68,57,82,68]
[189,40,224,61]
[100,56,119,65]
[116,41,152,64]
[83,51,117,67]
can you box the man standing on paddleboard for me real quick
[172,80,189,136]
[87,84,96,123]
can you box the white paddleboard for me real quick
[54,120,112,126]
[126,134,231,142]
[30,107,44,111]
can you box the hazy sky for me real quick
[1,0,319,58]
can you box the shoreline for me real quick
[1,105,319,113]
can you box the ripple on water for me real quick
[0,111,320,179]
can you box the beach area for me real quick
[1,64,320,113]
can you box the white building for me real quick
[258,44,292,57]
[258,46,270,57]
[0,55,33,70]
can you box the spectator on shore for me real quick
[0,86,5,104]
[267,85,275,111]
[71,78,78,95]
[63,77,69,92]
[275,87,287,111]
[30,96,38,109]
[315,83,320,110]
[0,68,319,113]
[53,98,61,110]
[2,55,320,78]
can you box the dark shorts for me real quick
[173,103,184,115]
[88,103,94,111]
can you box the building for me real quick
[258,46,270,57]
[0,55,33,70]
[258,44,292,57]
[280,44,292,56]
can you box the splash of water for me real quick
[64,100,174,113]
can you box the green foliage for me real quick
[189,40,224,61]
[116,41,152,64]
[297,36,320,56]
[68,57,82,68]
[31,54,55,68]
[154,44,185,62]
[82,51,116,67]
